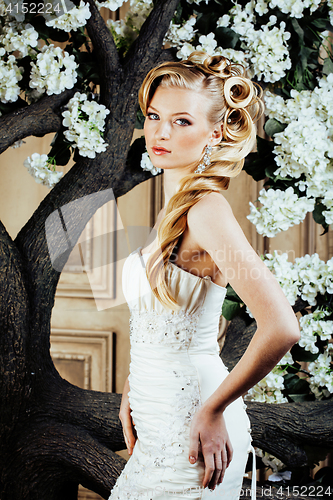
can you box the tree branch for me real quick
[0,89,76,155]
[0,219,29,439]
[4,421,126,500]
[124,0,180,80]
[85,0,121,108]
[246,399,333,468]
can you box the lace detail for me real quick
[129,309,204,349]
[110,366,202,500]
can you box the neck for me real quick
[162,165,194,208]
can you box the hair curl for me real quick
[138,51,264,309]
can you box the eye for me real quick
[147,112,159,120]
[175,118,191,126]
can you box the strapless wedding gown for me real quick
[109,248,256,500]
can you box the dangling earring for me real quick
[194,145,212,174]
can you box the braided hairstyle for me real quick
[138,51,264,309]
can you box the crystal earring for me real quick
[194,145,212,174]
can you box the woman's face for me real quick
[144,86,221,172]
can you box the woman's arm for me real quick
[119,375,137,456]
[187,192,300,489]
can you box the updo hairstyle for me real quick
[138,51,264,309]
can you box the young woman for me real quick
[109,52,300,500]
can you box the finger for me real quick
[202,453,215,489]
[210,454,223,490]
[220,446,228,481]
[226,439,233,467]
[188,428,199,464]
[122,417,137,454]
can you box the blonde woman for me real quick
[109,52,300,500]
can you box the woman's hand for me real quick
[188,405,233,490]
[119,376,137,456]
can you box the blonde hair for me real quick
[139,51,264,309]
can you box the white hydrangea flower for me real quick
[127,0,153,32]
[196,33,218,56]
[0,22,39,58]
[216,14,230,28]
[269,0,322,18]
[308,350,333,396]
[263,250,333,307]
[328,1,333,30]
[164,16,196,48]
[247,187,315,237]
[228,2,291,82]
[140,151,161,175]
[245,366,288,403]
[62,92,110,159]
[299,309,333,354]
[29,44,78,96]
[0,51,23,103]
[43,0,91,31]
[255,448,285,473]
[95,0,125,10]
[176,42,196,60]
[24,153,63,188]
[265,81,333,223]
[294,253,330,306]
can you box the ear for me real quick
[209,123,223,146]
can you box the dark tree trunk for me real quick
[0,1,179,498]
[0,0,332,497]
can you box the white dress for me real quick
[109,248,256,500]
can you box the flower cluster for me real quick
[308,350,333,399]
[299,309,333,354]
[263,251,333,307]
[264,75,333,227]
[29,44,78,96]
[247,187,315,237]
[42,0,91,31]
[244,251,333,403]
[0,48,23,103]
[140,151,161,176]
[255,448,286,473]
[106,0,153,50]
[245,366,289,404]
[95,0,125,10]
[164,16,197,58]
[62,92,110,159]
[218,3,291,82]
[0,22,38,58]
[23,153,63,188]
[268,0,322,18]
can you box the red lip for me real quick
[152,146,171,155]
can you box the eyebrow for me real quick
[148,105,195,119]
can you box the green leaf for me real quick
[126,136,147,172]
[323,57,333,76]
[135,107,145,129]
[312,201,329,230]
[288,393,313,402]
[243,136,276,182]
[225,284,242,303]
[48,130,71,166]
[291,18,304,42]
[291,343,319,362]
[222,299,242,321]
[214,27,240,49]
[264,118,287,137]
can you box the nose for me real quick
[155,120,171,140]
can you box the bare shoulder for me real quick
[187,191,235,229]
